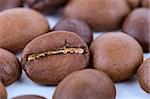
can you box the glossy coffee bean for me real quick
[53,69,116,99]
[54,18,93,46]
[0,48,21,86]
[142,0,150,8]
[0,8,49,53]
[0,0,22,11]
[0,82,7,99]
[26,0,69,14]
[90,32,143,82]
[12,95,46,99]
[64,0,130,31]
[21,31,89,85]
[137,58,150,93]
[122,8,150,52]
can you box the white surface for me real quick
[7,16,150,99]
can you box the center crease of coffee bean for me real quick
[27,47,84,61]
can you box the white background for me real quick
[6,16,150,99]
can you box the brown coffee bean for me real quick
[12,95,46,99]
[142,0,150,8]
[21,31,89,85]
[0,8,50,53]
[54,18,93,46]
[0,0,22,11]
[26,0,69,14]
[0,82,7,99]
[137,58,150,93]
[53,69,116,99]
[0,48,21,86]
[125,0,141,9]
[90,32,143,82]
[64,0,131,31]
[122,8,150,52]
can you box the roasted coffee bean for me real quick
[137,58,150,93]
[0,81,7,99]
[21,31,89,85]
[12,95,46,99]
[142,0,150,8]
[0,0,22,11]
[53,69,116,99]
[90,32,143,82]
[26,0,69,14]
[0,48,21,86]
[0,8,49,53]
[64,0,130,31]
[54,18,93,46]
[122,8,150,52]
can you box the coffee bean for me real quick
[21,31,89,85]
[12,95,46,99]
[54,18,93,46]
[0,8,50,53]
[90,32,143,82]
[0,0,22,11]
[137,58,150,93]
[53,69,116,99]
[0,81,7,99]
[64,0,131,31]
[26,0,69,14]
[122,8,150,52]
[0,48,21,86]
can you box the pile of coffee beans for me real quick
[0,0,149,99]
